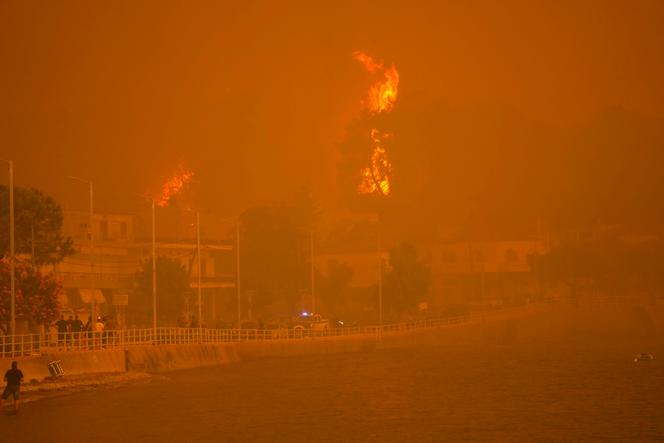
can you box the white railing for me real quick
[0,314,471,358]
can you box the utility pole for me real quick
[152,200,157,336]
[8,160,15,336]
[236,219,241,329]
[377,223,383,331]
[31,224,35,268]
[310,229,315,313]
[68,176,95,322]
[88,180,95,322]
[196,212,202,328]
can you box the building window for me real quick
[442,251,456,263]
[475,250,484,262]
[505,248,518,262]
[99,220,109,241]
[79,223,89,239]
[201,257,208,277]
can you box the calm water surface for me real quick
[4,311,664,442]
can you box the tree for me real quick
[0,260,61,334]
[240,205,302,315]
[239,189,322,317]
[0,186,74,265]
[134,256,190,326]
[382,242,430,319]
[317,260,354,316]
[337,115,397,211]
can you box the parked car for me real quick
[290,312,330,336]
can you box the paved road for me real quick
[3,308,664,442]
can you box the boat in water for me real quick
[634,353,654,362]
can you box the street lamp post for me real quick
[236,219,241,329]
[310,229,315,313]
[135,194,158,336]
[377,225,383,331]
[151,200,157,337]
[69,176,95,322]
[2,159,16,336]
[196,212,202,328]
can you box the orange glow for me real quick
[358,129,392,196]
[353,51,399,114]
[354,51,399,196]
[156,165,194,207]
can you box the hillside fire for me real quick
[353,51,399,196]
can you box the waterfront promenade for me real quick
[2,303,663,442]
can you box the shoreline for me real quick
[10,305,544,405]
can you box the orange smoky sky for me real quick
[1,0,663,218]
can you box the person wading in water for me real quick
[1,361,24,413]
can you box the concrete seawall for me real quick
[1,306,542,381]
[126,333,381,373]
[0,333,383,381]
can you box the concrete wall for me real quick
[125,333,381,373]
[0,349,126,382]
[126,343,240,373]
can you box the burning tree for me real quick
[353,51,399,198]
[339,51,400,208]
[156,165,195,207]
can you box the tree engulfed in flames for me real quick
[358,129,392,196]
[156,166,194,207]
[353,51,399,196]
[353,51,399,114]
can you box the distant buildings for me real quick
[428,237,547,307]
[54,210,236,327]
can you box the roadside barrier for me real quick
[0,314,471,358]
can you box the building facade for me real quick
[429,237,548,308]
[55,211,236,327]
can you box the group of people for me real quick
[52,314,119,348]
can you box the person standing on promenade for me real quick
[1,361,24,413]
[55,315,69,347]
[94,317,105,349]
[70,315,84,349]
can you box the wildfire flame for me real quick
[358,129,392,196]
[353,51,399,196]
[156,165,194,207]
[353,51,399,114]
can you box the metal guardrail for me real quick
[0,314,471,358]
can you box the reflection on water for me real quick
[4,306,664,442]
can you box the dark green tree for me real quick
[317,260,354,316]
[0,186,74,265]
[0,260,61,334]
[239,189,322,317]
[134,256,190,326]
[382,242,430,319]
